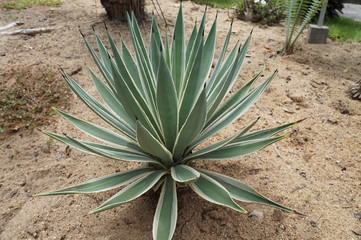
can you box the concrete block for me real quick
[307,24,329,44]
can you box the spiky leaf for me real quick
[189,173,247,213]
[35,168,155,196]
[153,176,177,240]
[170,165,200,183]
[199,169,293,212]
[90,170,166,214]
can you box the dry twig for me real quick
[0,22,24,32]
[0,28,53,36]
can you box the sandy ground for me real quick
[0,0,360,239]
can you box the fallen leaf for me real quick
[5,77,16,88]
[10,125,21,132]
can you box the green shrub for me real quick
[191,0,234,8]
[35,7,298,240]
[233,0,285,25]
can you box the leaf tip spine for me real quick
[59,68,65,78]
[293,210,307,217]
[91,25,96,32]
[250,27,254,35]
[103,21,108,31]
[88,210,96,215]
[231,18,234,27]
[294,118,307,124]
[78,29,84,38]
[283,133,292,139]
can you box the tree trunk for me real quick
[101,0,145,22]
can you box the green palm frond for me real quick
[35,6,302,240]
[284,0,323,54]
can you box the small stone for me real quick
[310,220,317,227]
[354,213,361,220]
[0,53,5,57]
[340,109,350,115]
[272,209,284,221]
[34,152,40,157]
[20,181,26,187]
[325,119,338,125]
[9,189,18,198]
[41,145,50,154]
[248,210,264,221]
[299,171,307,179]
[55,153,63,161]
[303,154,312,161]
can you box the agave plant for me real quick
[283,0,323,54]
[36,7,300,240]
